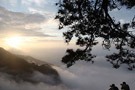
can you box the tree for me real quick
[55,0,135,70]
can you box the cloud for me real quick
[49,43,134,90]
[28,7,44,14]
[0,72,71,90]
[0,6,46,26]
[53,59,135,90]
[119,19,126,24]
[0,6,56,38]
[21,0,44,6]
[0,0,18,7]
[0,1,61,41]
[2,41,134,90]
[21,0,57,7]
[21,0,58,16]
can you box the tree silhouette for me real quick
[55,0,135,70]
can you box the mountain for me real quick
[17,55,51,66]
[0,47,61,84]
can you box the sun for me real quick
[5,37,23,49]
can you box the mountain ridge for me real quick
[0,47,61,84]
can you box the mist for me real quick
[0,72,70,90]
[6,41,135,90]
[0,0,134,90]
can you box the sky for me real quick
[0,0,71,63]
[0,0,135,90]
[0,0,134,52]
[0,0,64,50]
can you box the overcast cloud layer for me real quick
[0,6,54,38]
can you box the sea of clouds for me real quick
[5,43,134,90]
[0,57,134,90]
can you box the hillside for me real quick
[0,47,61,84]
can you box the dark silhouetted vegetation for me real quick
[55,0,135,70]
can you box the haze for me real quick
[0,0,134,90]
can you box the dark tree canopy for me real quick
[55,0,135,70]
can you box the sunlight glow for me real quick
[5,37,24,49]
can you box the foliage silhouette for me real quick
[55,0,135,70]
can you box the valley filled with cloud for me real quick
[0,0,134,90]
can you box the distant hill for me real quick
[0,47,61,84]
[17,55,51,66]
